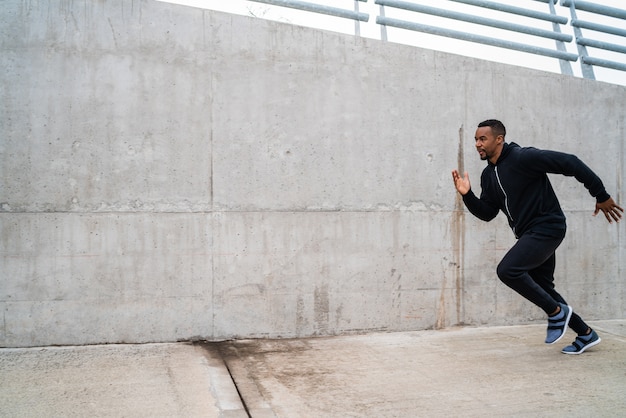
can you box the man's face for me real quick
[474,126,502,162]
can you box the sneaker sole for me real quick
[561,336,601,355]
[547,304,573,345]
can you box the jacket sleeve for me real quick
[462,188,500,222]
[522,148,610,203]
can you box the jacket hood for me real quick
[489,142,520,166]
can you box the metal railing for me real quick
[375,0,578,62]
[560,0,626,78]
[374,0,626,80]
[194,0,626,82]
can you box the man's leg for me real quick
[497,231,600,351]
[528,253,601,354]
[496,231,564,315]
[496,231,573,344]
[529,254,589,335]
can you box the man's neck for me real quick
[489,144,504,165]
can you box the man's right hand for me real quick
[452,170,471,196]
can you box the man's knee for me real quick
[496,260,516,283]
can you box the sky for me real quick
[159,0,626,86]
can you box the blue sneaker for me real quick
[562,330,601,355]
[545,303,572,344]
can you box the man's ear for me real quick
[496,135,504,144]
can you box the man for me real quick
[452,119,623,354]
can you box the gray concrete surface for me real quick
[2,0,626,347]
[0,342,247,418]
[1,320,624,417]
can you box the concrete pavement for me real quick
[1,320,625,417]
[0,342,246,417]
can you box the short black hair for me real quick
[478,119,506,138]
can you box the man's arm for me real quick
[522,148,623,224]
[451,170,499,221]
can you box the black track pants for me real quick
[496,230,589,335]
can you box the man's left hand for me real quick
[594,198,624,224]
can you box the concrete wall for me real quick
[1,0,624,347]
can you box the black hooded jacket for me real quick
[462,142,610,238]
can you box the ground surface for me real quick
[1,320,624,417]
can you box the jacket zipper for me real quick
[494,166,517,237]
